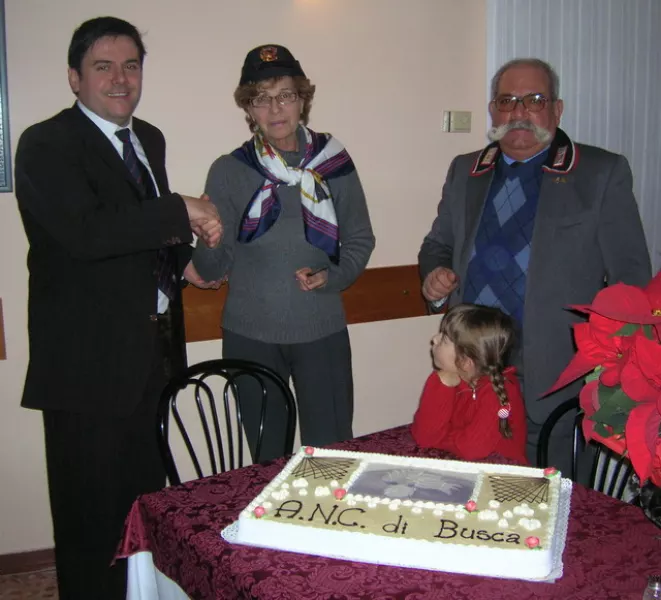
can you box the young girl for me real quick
[411,304,527,464]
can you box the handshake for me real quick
[180,193,223,249]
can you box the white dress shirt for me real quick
[77,101,169,313]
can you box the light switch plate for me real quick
[442,110,472,133]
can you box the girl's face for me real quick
[431,333,478,381]
[431,333,458,373]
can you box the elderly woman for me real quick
[191,44,375,461]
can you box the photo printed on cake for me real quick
[351,465,477,504]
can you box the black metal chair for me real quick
[157,358,297,485]
[536,397,634,500]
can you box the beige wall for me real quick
[0,0,486,554]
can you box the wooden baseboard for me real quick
[0,548,55,575]
[183,264,429,343]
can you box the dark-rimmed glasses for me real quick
[250,91,299,109]
[491,93,549,113]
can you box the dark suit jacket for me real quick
[419,128,651,424]
[15,104,193,417]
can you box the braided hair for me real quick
[487,364,512,438]
[438,304,517,439]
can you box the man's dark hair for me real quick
[68,16,146,74]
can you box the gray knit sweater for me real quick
[193,129,375,344]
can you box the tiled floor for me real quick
[0,569,58,599]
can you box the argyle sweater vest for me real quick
[463,152,547,324]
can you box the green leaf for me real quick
[591,385,636,429]
[585,368,601,383]
[593,422,611,437]
[642,324,655,340]
[612,324,640,337]
[591,404,618,425]
[611,389,636,412]
[598,384,620,407]
[607,412,628,435]
[601,386,635,411]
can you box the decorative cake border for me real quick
[222,476,571,582]
[230,447,571,581]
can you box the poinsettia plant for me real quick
[546,270,661,489]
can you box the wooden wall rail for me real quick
[183,264,429,343]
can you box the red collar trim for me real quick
[469,128,577,176]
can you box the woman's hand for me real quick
[295,267,328,291]
[184,261,223,289]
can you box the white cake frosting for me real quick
[233,447,572,580]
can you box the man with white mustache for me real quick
[418,58,651,473]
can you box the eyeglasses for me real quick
[491,93,549,113]
[250,91,299,108]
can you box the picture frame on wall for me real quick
[0,0,11,193]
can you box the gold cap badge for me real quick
[259,46,278,62]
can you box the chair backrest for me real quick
[157,358,297,485]
[536,398,634,500]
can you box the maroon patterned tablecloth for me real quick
[118,426,661,599]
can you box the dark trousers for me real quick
[43,318,174,600]
[512,343,589,479]
[527,411,597,485]
[526,416,574,473]
[222,328,354,461]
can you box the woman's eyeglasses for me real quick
[250,91,299,109]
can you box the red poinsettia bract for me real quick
[626,401,661,483]
[620,335,661,404]
[546,271,661,486]
[546,313,631,395]
[571,275,661,331]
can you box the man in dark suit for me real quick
[14,16,222,599]
[418,58,651,473]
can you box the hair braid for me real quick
[488,364,512,439]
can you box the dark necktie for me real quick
[115,128,177,301]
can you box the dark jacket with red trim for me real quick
[418,128,651,426]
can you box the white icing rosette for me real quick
[513,504,535,517]
[477,510,499,522]
[271,489,289,501]
[518,518,542,531]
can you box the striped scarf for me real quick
[232,127,354,262]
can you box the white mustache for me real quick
[487,120,553,145]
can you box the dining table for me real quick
[117,425,661,599]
